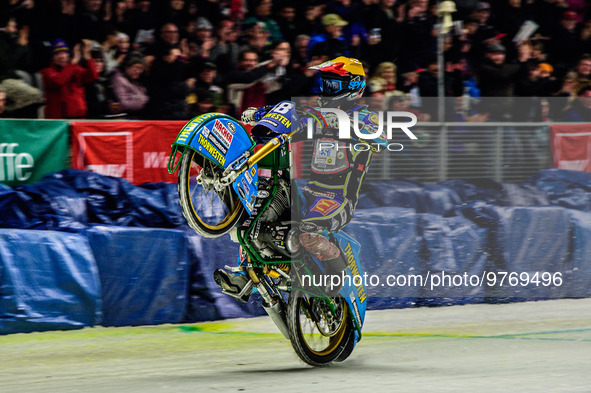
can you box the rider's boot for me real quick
[213,269,252,302]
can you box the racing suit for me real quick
[250,103,386,268]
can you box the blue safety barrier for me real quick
[357,179,461,216]
[0,229,101,334]
[525,169,591,211]
[85,226,190,326]
[1,168,591,332]
[0,169,185,230]
[483,206,571,301]
[184,233,266,321]
[347,208,421,309]
[415,213,489,307]
[568,211,591,299]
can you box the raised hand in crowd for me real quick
[16,24,29,46]
[2,0,589,123]
[165,47,182,64]
[304,57,326,77]
[179,37,190,58]
[270,44,290,68]
[407,2,425,20]
[61,0,75,15]
[71,43,82,64]
[200,37,217,58]
[71,40,93,65]
[82,39,93,60]
[581,20,591,42]
[10,0,34,9]
[517,41,533,63]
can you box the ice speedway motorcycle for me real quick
[167,101,367,366]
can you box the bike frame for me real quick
[167,105,367,342]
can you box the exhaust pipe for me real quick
[262,300,290,339]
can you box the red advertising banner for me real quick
[551,124,591,173]
[71,121,186,184]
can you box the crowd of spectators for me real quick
[1,0,591,122]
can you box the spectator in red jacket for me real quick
[40,39,99,119]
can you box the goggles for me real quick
[320,78,365,96]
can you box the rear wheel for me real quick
[287,293,354,366]
[178,149,245,238]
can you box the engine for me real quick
[248,178,300,260]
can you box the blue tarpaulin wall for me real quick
[0,168,590,333]
[86,226,190,327]
[0,229,101,334]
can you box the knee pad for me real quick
[299,232,341,261]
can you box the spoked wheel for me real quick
[178,149,245,238]
[287,293,354,367]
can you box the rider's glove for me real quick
[241,107,262,125]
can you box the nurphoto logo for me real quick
[306,108,418,152]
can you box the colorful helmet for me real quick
[309,56,366,108]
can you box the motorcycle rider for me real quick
[214,56,386,298]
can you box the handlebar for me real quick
[238,104,320,177]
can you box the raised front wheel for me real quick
[178,150,245,238]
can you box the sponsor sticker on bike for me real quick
[232,163,258,214]
[213,119,234,148]
[197,134,226,166]
[349,295,363,328]
[206,132,228,155]
[256,190,269,198]
[184,121,199,133]
[177,113,217,143]
[239,245,247,263]
[344,242,366,303]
